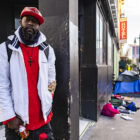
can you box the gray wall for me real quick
[69,0,79,139]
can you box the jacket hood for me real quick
[13,26,46,47]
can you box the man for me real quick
[0,7,56,140]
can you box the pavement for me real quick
[1,98,140,140]
[81,97,140,140]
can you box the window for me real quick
[103,22,107,64]
[108,32,112,65]
[96,5,107,65]
[96,6,100,64]
[99,16,103,64]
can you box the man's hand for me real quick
[7,117,23,130]
[48,81,56,94]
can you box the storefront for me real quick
[79,0,117,122]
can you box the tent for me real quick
[114,70,140,95]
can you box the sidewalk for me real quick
[81,97,140,140]
[1,98,140,140]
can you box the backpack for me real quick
[5,39,49,62]
[126,102,136,112]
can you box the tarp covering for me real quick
[114,80,140,94]
[114,70,140,94]
[117,70,139,82]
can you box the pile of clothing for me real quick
[101,95,140,119]
[101,102,120,117]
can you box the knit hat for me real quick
[20,7,44,25]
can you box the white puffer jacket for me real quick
[0,27,56,124]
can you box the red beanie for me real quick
[20,7,44,25]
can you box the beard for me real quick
[20,26,39,45]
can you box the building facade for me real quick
[0,0,119,139]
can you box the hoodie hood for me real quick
[14,26,46,47]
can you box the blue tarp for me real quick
[114,80,140,95]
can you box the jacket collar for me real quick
[8,26,48,51]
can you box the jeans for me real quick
[5,123,54,140]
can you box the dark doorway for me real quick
[79,0,97,121]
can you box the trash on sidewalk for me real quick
[125,101,140,112]
[107,93,140,122]
[110,95,123,107]
[110,98,123,107]
[125,101,137,111]
[101,103,120,117]
[123,96,133,102]
[118,106,126,110]
[120,115,133,121]
[118,109,130,114]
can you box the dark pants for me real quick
[5,123,54,140]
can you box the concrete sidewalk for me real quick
[1,98,140,140]
[81,97,140,140]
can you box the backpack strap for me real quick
[6,39,50,62]
[39,41,50,60]
[5,39,13,62]
[44,46,49,60]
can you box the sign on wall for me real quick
[120,17,127,43]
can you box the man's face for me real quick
[20,15,40,35]
[20,15,40,44]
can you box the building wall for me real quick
[79,0,116,121]
[96,0,114,119]
[69,0,79,139]
[39,0,79,139]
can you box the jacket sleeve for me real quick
[0,43,16,122]
[48,46,56,86]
